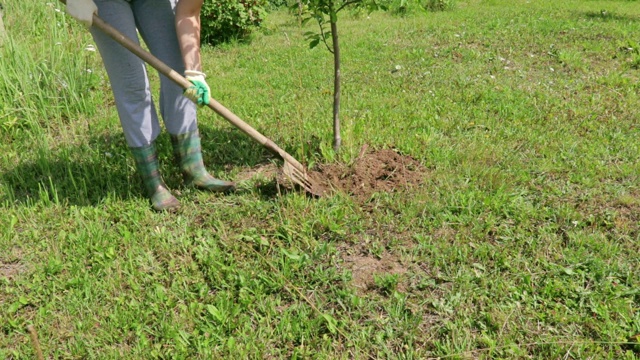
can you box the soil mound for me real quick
[310,148,426,199]
[237,147,426,200]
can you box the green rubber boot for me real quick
[171,130,235,192]
[130,143,181,212]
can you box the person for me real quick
[65,0,234,212]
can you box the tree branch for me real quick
[337,0,361,13]
[316,17,334,54]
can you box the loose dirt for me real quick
[0,247,26,280]
[309,147,426,200]
[0,263,26,280]
[342,251,408,294]
[237,147,427,201]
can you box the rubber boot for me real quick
[171,130,235,192]
[130,143,181,211]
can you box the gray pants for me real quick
[90,0,197,147]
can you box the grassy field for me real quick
[1,0,640,358]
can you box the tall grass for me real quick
[0,2,131,207]
[0,2,103,136]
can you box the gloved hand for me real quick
[66,0,98,28]
[183,70,211,106]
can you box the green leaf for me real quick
[227,336,236,349]
[322,313,338,334]
[177,330,190,347]
[281,249,301,261]
[310,39,320,49]
[206,305,224,322]
[8,216,17,233]
[8,302,22,314]
[472,263,486,272]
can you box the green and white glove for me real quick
[183,70,211,106]
[66,0,98,28]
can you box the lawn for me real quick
[1,0,639,358]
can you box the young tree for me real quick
[301,0,381,152]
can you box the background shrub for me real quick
[424,0,454,11]
[266,0,290,10]
[381,0,455,15]
[201,0,268,45]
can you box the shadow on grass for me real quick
[196,122,271,169]
[1,123,281,207]
[581,10,640,23]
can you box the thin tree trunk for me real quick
[330,17,341,152]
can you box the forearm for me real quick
[175,0,204,71]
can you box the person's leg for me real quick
[170,130,235,192]
[131,0,196,135]
[133,0,234,192]
[130,143,181,211]
[90,0,179,210]
[91,0,161,147]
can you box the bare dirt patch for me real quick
[311,147,426,200]
[237,147,427,201]
[573,190,640,236]
[0,262,26,280]
[0,247,26,280]
[342,251,408,294]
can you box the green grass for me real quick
[1,0,640,358]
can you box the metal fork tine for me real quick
[286,166,310,188]
[293,168,314,188]
[297,178,314,191]
[282,161,320,195]
[290,166,311,185]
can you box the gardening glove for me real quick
[66,0,98,28]
[183,70,211,106]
